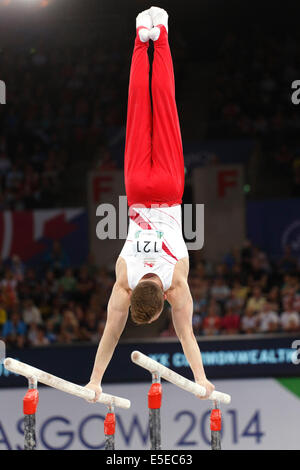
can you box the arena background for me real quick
[0,0,300,450]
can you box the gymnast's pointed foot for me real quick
[149,6,169,41]
[136,9,153,42]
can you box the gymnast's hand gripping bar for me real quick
[131,351,231,405]
[4,357,131,409]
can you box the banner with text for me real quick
[0,378,299,450]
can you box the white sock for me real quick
[136,10,152,42]
[149,27,161,42]
[149,6,168,33]
[138,29,150,42]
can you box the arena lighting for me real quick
[11,0,49,5]
[14,0,39,3]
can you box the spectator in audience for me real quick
[278,245,298,273]
[192,311,203,335]
[0,302,7,327]
[241,308,257,334]
[76,266,95,305]
[44,241,70,275]
[22,299,42,325]
[27,322,39,346]
[257,302,279,333]
[221,306,240,335]
[267,286,280,312]
[42,270,58,299]
[1,311,27,347]
[9,255,25,282]
[59,268,77,296]
[45,318,58,343]
[80,310,99,342]
[202,304,221,336]
[280,300,300,332]
[50,307,62,333]
[246,286,266,314]
[31,325,50,347]
[210,277,231,311]
[59,309,79,343]
[225,290,244,313]
[231,278,249,304]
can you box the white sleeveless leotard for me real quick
[120,205,188,292]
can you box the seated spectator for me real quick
[215,263,229,280]
[59,309,79,344]
[223,249,239,270]
[1,311,27,347]
[80,310,99,342]
[0,302,7,327]
[210,277,231,310]
[59,268,77,295]
[23,268,39,299]
[77,266,95,305]
[1,269,18,304]
[51,307,62,332]
[27,323,39,346]
[280,301,300,333]
[257,302,279,333]
[249,256,267,284]
[9,255,25,282]
[22,299,42,325]
[44,241,70,276]
[202,305,221,336]
[281,274,296,295]
[225,291,244,313]
[192,287,206,314]
[278,245,298,273]
[221,306,240,335]
[231,278,249,304]
[192,312,202,335]
[42,270,58,299]
[293,288,300,312]
[241,308,257,334]
[267,286,280,312]
[30,325,50,347]
[45,318,58,344]
[246,286,266,314]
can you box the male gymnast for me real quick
[85,7,215,401]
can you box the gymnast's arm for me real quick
[167,272,215,399]
[84,280,130,401]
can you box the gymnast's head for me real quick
[130,276,165,325]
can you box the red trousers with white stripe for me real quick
[125,25,185,208]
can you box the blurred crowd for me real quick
[0,19,186,209]
[1,14,299,208]
[0,239,299,349]
[160,240,300,338]
[0,245,111,349]
[0,38,128,209]
[209,31,300,139]
[207,29,300,196]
